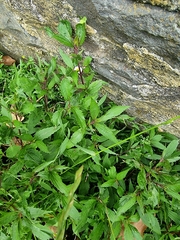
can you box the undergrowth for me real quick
[0,18,180,240]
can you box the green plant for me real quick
[0,18,180,240]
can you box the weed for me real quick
[0,18,180,240]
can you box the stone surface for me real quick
[133,0,180,11]
[0,0,180,136]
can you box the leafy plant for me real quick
[0,18,180,240]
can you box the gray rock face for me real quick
[0,0,180,135]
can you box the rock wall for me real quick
[0,0,180,136]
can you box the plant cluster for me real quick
[0,18,180,240]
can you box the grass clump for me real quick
[0,18,180,240]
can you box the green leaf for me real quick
[149,187,159,208]
[50,32,73,47]
[24,148,43,167]
[108,166,117,178]
[27,207,51,219]
[12,221,20,240]
[51,109,63,126]
[57,166,83,240]
[31,224,52,240]
[97,105,129,122]
[165,185,180,201]
[34,140,49,153]
[95,123,118,143]
[101,179,116,187]
[116,168,131,181]
[1,98,12,120]
[71,70,78,86]
[89,222,104,240]
[67,128,84,149]
[72,107,86,130]
[60,77,73,101]
[124,224,134,240]
[90,98,100,120]
[34,160,54,173]
[58,20,72,36]
[168,210,180,224]
[137,169,147,189]
[22,101,35,114]
[75,23,86,46]
[49,171,68,195]
[140,212,161,235]
[79,16,87,24]
[8,160,24,175]
[88,80,106,99]
[48,57,57,75]
[6,145,21,158]
[162,140,179,159]
[77,145,96,156]
[58,137,69,157]
[59,49,73,69]
[46,21,73,47]
[34,126,60,140]
[117,195,136,215]
[83,56,92,67]
[73,165,84,191]
[0,212,18,227]
[18,77,36,95]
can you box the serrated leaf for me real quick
[88,80,106,99]
[34,126,60,140]
[90,98,100,120]
[75,23,86,46]
[140,212,161,235]
[6,145,21,158]
[27,207,51,219]
[49,171,68,195]
[97,105,129,122]
[31,224,52,240]
[168,210,180,224]
[59,49,73,69]
[46,25,73,47]
[60,77,73,101]
[165,187,180,201]
[95,123,118,143]
[137,169,147,189]
[58,20,72,36]
[162,140,179,159]
[0,212,18,227]
[117,195,136,215]
[149,187,159,207]
[72,107,86,130]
